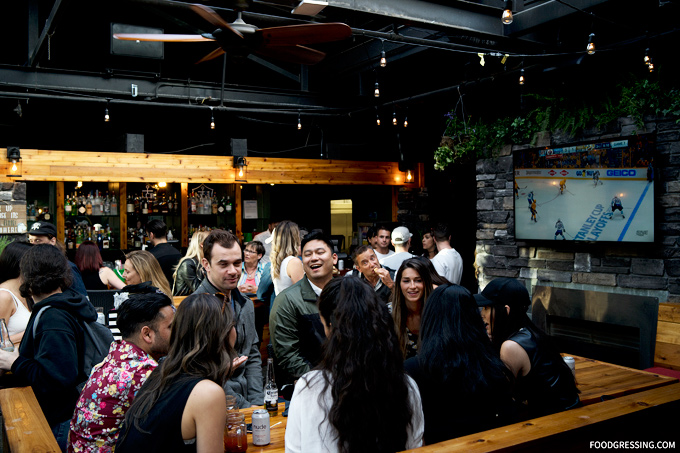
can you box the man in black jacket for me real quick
[146,219,182,289]
[0,244,99,451]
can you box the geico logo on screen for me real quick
[606,169,636,177]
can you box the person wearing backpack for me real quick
[0,244,105,452]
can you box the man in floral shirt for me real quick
[68,291,174,452]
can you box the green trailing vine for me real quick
[434,77,680,170]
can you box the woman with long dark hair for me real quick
[0,240,32,343]
[389,258,434,359]
[405,284,516,444]
[286,277,424,452]
[115,293,237,452]
[476,278,580,418]
[75,240,125,290]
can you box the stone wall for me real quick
[475,116,680,303]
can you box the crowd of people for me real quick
[0,218,580,452]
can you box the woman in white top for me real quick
[286,277,424,453]
[0,241,33,343]
[270,220,304,295]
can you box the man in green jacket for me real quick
[269,231,337,385]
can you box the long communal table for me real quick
[234,356,678,452]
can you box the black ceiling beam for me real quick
[508,0,610,36]
[27,0,70,67]
[0,66,349,111]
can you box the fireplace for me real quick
[531,286,659,369]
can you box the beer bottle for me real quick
[264,358,278,416]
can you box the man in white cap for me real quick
[379,226,416,272]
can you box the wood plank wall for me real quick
[655,303,680,371]
[1,149,424,187]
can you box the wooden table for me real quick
[228,357,678,452]
[236,402,287,453]
[569,354,678,405]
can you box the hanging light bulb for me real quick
[392,110,397,126]
[376,112,381,126]
[502,0,513,24]
[11,162,17,172]
[297,113,302,130]
[380,50,387,68]
[406,169,413,182]
[648,61,654,72]
[403,116,408,128]
[519,68,525,85]
[210,108,215,130]
[374,82,380,97]
[644,48,650,65]
[587,33,596,55]
[104,101,110,122]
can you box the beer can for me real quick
[563,356,576,376]
[252,409,270,446]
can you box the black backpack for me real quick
[32,306,114,392]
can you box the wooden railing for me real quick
[0,386,60,452]
[655,302,680,371]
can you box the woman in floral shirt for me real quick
[68,291,174,452]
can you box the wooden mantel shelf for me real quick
[1,149,425,187]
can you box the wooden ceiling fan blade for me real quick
[254,45,326,65]
[113,33,213,43]
[196,47,227,64]
[189,4,244,39]
[259,23,352,47]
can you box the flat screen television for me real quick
[513,134,655,243]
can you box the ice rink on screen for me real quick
[514,177,654,242]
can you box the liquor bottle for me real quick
[67,229,75,250]
[97,229,104,250]
[104,191,111,215]
[211,195,218,214]
[226,196,233,213]
[65,195,72,216]
[167,194,174,214]
[93,191,102,216]
[43,207,51,222]
[126,194,134,213]
[191,193,197,214]
[77,195,86,215]
[142,197,149,215]
[134,195,141,215]
[76,227,84,248]
[86,193,93,215]
[264,358,278,416]
[161,194,169,214]
[110,191,118,215]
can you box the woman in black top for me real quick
[116,293,238,452]
[75,241,125,291]
[476,278,580,418]
[405,284,516,444]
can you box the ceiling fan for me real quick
[113,3,352,65]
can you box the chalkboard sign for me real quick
[0,202,27,234]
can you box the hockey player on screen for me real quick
[559,179,566,195]
[610,195,625,219]
[514,181,520,199]
[527,190,535,208]
[593,169,602,186]
[530,199,538,223]
[554,219,566,240]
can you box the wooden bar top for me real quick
[237,402,287,453]
[0,386,60,452]
[569,354,678,405]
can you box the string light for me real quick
[392,109,397,126]
[587,33,596,55]
[648,61,654,72]
[502,0,513,24]
[519,68,525,85]
[374,81,380,98]
[210,107,215,129]
[403,115,408,127]
[104,101,110,122]
[644,48,650,65]
[380,39,387,67]
[297,112,302,130]
[376,107,381,126]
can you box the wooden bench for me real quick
[173,295,187,308]
[653,302,680,371]
[0,386,60,452]
[402,382,680,452]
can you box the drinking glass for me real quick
[0,318,15,352]
[224,412,247,452]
